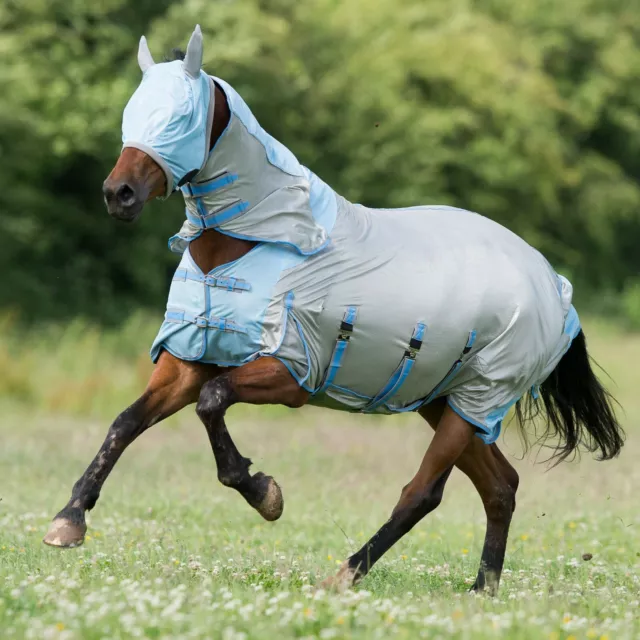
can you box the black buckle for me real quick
[404,337,423,360]
[338,320,353,341]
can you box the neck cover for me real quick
[122,60,213,197]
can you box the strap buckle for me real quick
[405,336,423,360]
[338,320,354,342]
[194,315,208,328]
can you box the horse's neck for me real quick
[189,81,257,273]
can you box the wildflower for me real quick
[56,623,65,631]
[520,534,529,541]
[461,549,469,555]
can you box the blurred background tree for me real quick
[1,0,639,324]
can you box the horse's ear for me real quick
[138,36,155,73]
[183,24,203,78]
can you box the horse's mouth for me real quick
[104,198,145,223]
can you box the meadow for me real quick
[0,317,638,639]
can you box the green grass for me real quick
[0,318,639,638]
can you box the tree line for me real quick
[1,0,639,324]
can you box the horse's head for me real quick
[103,26,212,222]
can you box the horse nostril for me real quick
[116,183,136,207]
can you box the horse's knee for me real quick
[395,470,449,521]
[196,376,232,423]
[484,482,517,522]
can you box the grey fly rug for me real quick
[123,43,580,446]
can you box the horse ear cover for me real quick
[183,25,203,78]
[137,35,155,73]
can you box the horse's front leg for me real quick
[195,357,308,521]
[43,352,216,548]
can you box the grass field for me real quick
[0,319,639,639]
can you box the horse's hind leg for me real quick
[43,352,214,548]
[321,403,475,590]
[419,399,518,595]
[195,357,308,522]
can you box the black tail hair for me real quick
[515,330,624,464]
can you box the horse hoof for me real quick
[253,473,284,522]
[43,517,86,548]
[319,562,359,592]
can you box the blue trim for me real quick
[181,173,237,196]
[447,398,488,431]
[215,227,332,257]
[269,291,312,388]
[362,322,426,413]
[273,356,306,387]
[446,399,496,444]
[315,306,357,395]
[564,305,581,340]
[289,311,312,386]
[447,396,519,445]
[466,330,477,349]
[152,340,208,364]
[328,384,372,401]
[206,78,232,157]
[168,228,203,252]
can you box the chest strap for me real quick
[181,173,249,230]
[315,306,357,394]
[362,322,426,413]
[173,268,251,292]
[165,309,248,334]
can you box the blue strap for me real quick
[173,268,251,292]
[180,173,238,197]
[315,306,357,395]
[362,323,426,412]
[418,329,477,407]
[165,309,248,334]
[185,200,250,230]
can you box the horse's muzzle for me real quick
[102,179,145,222]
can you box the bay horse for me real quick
[43,26,623,595]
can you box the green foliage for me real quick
[1,0,640,322]
[621,279,640,329]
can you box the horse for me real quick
[43,26,624,595]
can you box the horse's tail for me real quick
[516,330,624,464]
